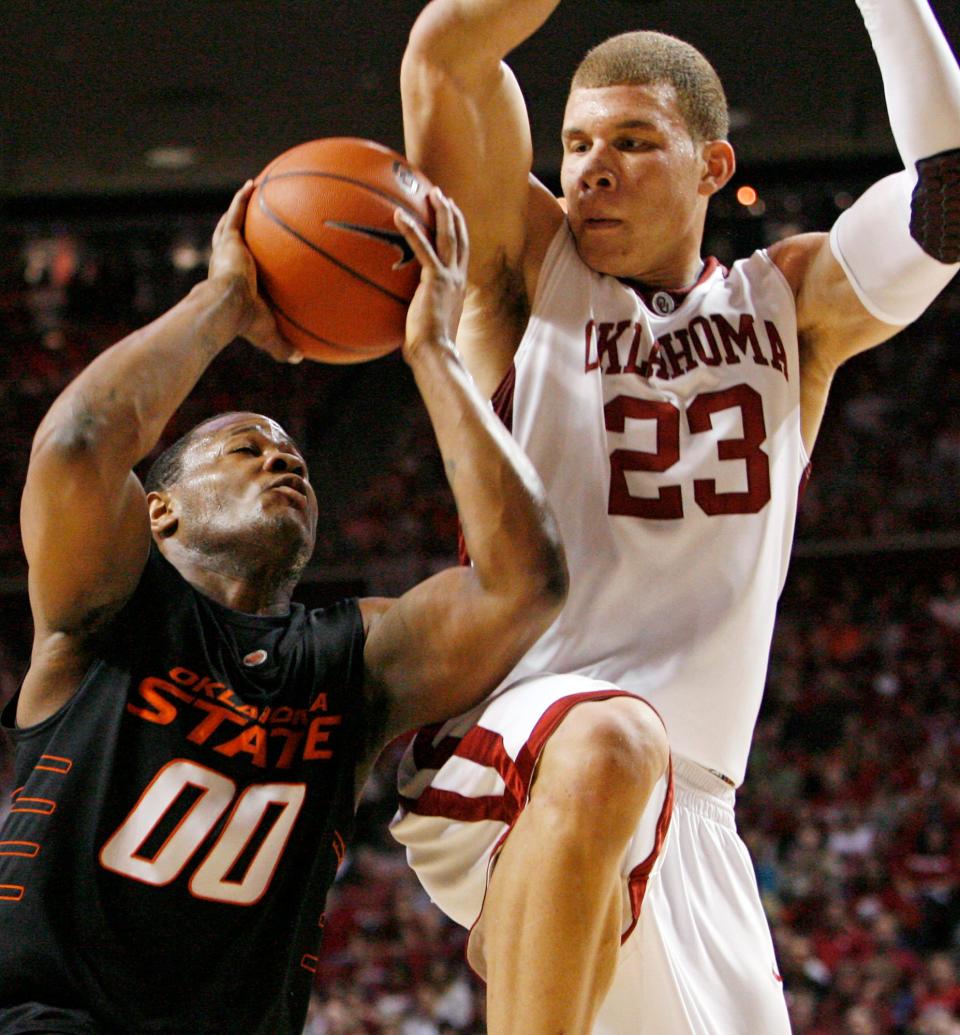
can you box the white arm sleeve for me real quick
[828,0,960,325]
[856,0,960,166]
[831,172,958,325]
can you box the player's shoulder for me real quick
[521,176,566,297]
[764,232,830,296]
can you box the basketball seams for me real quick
[255,187,411,307]
[261,288,374,357]
[261,168,431,225]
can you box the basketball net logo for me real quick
[325,220,417,270]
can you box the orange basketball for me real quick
[244,138,435,363]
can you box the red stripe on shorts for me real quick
[622,755,674,942]
[401,688,650,830]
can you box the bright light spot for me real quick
[171,242,201,271]
[737,186,758,207]
[145,146,197,170]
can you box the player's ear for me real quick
[698,139,736,197]
[147,490,179,538]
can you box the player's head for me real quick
[570,32,729,143]
[145,411,317,581]
[560,31,735,281]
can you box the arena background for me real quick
[1,3,959,1032]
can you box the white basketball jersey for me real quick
[495,225,808,785]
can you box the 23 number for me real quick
[605,383,771,519]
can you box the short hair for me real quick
[570,31,729,142]
[143,413,243,494]
[143,426,201,494]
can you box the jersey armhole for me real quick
[757,246,801,309]
[513,221,575,371]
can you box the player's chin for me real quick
[571,226,626,270]
[575,240,635,278]
[269,521,317,574]
[257,504,316,549]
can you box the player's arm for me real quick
[360,191,566,743]
[18,184,298,727]
[771,0,960,453]
[401,0,565,394]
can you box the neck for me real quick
[159,540,298,615]
[628,252,706,293]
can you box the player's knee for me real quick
[533,697,668,841]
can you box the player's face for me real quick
[175,413,318,561]
[560,83,711,282]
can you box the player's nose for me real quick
[263,448,306,478]
[580,149,617,191]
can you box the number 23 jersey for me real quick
[0,546,367,1035]
[496,224,808,786]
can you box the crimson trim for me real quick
[622,755,674,943]
[798,460,813,504]
[490,364,516,433]
[411,722,460,772]
[621,256,722,313]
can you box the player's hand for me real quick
[209,182,303,364]
[393,187,468,362]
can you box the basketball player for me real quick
[0,183,566,1034]
[389,1,960,1032]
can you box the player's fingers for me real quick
[450,198,469,272]
[218,181,254,240]
[430,188,456,268]
[212,209,229,247]
[246,305,303,364]
[393,208,439,272]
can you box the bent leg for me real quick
[594,760,791,1035]
[476,696,669,1035]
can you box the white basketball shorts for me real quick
[594,758,792,1034]
[390,673,790,1034]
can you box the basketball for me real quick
[243,138,435,363]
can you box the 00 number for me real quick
[100,758,305,906]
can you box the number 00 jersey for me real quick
[0,547,367,1035]
[494,225,808,786]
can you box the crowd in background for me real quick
[0,180,958,1033]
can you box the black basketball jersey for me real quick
[0,546,369,1034]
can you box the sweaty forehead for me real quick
[188,413,305,464]
[563,82,684,131]
[199,413,289,443]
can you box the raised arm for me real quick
[772,0,960,452]
[18,184,298,727]
[360,191,566,741]
[401,0,565,394]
